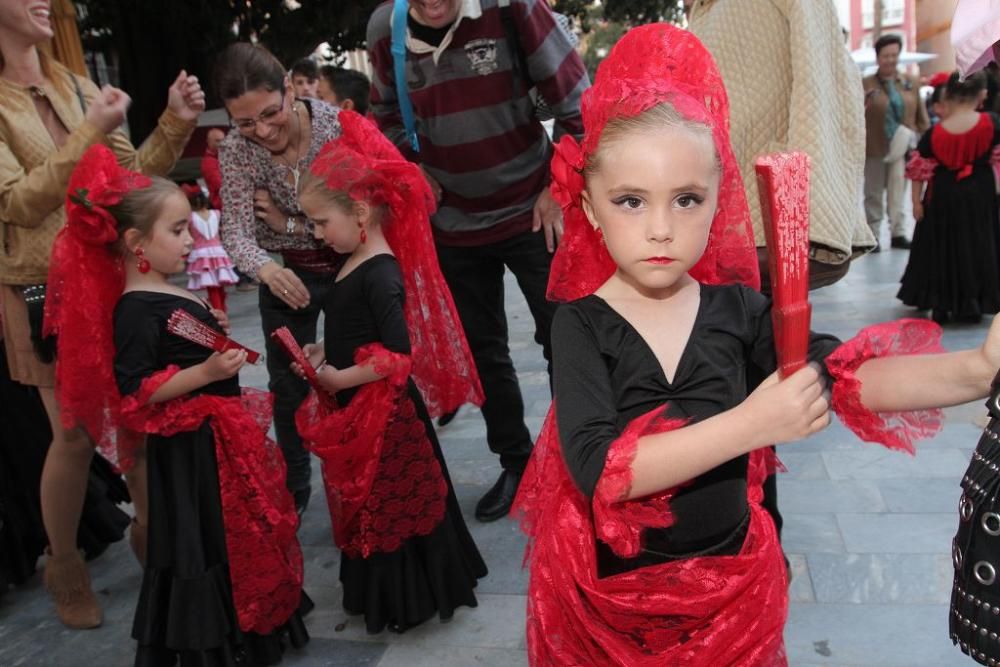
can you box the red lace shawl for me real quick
[119,372,303,635]
[296,344,447,558]
[513,24,947,666]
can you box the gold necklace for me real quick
[275,103,305,192]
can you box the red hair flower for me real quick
[549,134,585,212]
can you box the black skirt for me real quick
[952,372,1000,664]
[133,419,309,667]
[338,385,487,634]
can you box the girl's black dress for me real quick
[323,254,487,633]
[898,112,1000,320]
[114,292,308,667]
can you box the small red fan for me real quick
[167,309,261,364]
[269,326,324,392]
[755,151,812,378]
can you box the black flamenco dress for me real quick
[898,112,1000,320]
[0,340,129,595]
[114,292,309,666]
[319,254,487,633]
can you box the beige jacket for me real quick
[0,59,194,284]
[690,0,875,263]
[862,72,929,158]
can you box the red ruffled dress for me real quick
[516,285,946,666]
[297,254,487,634]
[900,112,1000,320]
[114,292,309,666]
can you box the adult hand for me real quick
[85,85,130,135]
[166,70,206,122]
[739,363,830,447]
[208,308,231,335]
[420,166,442,203]
[202,349,247,382]
[532,186,564,253]
[254,189,288,234]
[258,261,310,310]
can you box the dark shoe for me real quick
[890,236,911,249]
[870,243,881,253]
[475,469,522,522]
[436,407,460,428]
[931,308,950,324]
[293,486,311,523]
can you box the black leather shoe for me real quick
[890,236,911,249]
[437,407,460,428]
[475,470,522,522]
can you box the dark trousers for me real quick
[436,229,555,474]
[259,268,331,494]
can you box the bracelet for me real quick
[285,216,297,235]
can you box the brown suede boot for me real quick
[128,518,147,566]
[43,549,103,629]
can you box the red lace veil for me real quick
[45,144,151,471]
[308,109,483,416]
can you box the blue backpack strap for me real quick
[391,0,420,153]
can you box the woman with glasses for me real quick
[0,0,203,630]
[214,43,345,517]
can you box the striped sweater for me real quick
[367,0,588,245]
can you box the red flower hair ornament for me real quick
[45,144,153,470]
[308,110,483,417]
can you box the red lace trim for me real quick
[120,368,303,634]
[826,320,946,454]
[296,343,448,558]
[905,154,938,182]
[514,409,788,666]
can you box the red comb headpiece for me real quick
[928,71,950,88]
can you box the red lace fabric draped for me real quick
[296,344,447,558]
[517,409,789,666]
[546,25,760,303]
[905,153,938,182]
[930,112,994,180]
[119,367,303,635]
[44,145,151,471]
[826,320,946,453]
[309,110,483,417]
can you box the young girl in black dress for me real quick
[293,110,486,634]
[512,24,1000,666]
[46,144,309,666]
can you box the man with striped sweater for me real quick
[367,0,588,521]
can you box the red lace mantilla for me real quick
[119,368,303,635]
[296,343,448,558]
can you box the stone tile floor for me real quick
[0,244,990,666]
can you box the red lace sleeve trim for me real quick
[356,343,411,382]
[826,319,946,454]
[905,154,938,182]
[591,407,688,559]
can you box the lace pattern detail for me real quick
[905,154,938,182]
[120,368,303,634]
[826,319,946,454]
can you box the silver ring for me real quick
[282,288,289,295]
[983,512,1000,536]
[975,560,997,586]
[954,539,964,569]
[962,495,976,521]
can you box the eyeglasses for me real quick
[230,94,287,132]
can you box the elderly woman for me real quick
[0,0,202,629]
[214,43,344,516]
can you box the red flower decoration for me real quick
[549,134,585,212]
[65,145,151,245]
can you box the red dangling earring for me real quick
[135,247,150,273]
[359,228,367,244]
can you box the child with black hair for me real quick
[900,70,1000,324]
[317,66,372,116]
[290,57,319,98]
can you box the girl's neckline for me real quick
[335,252,395,284]
[121,288,209,310]
[587,284,707,386]
[937,111,987,136]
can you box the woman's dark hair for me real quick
[874,34,903,56]
[212,43,286,102]
[945,70,987,103]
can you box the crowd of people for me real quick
[4,0,1000,666]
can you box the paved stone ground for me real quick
[0,244,991,666]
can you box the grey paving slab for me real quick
[782,513,847,554]
[775,451,831,479]
[879,477,963,513]
[377,644,528,667]
[807,553,954,604]
[836,513,956,553]
[776,479,886,513]
[822,448,971,480]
